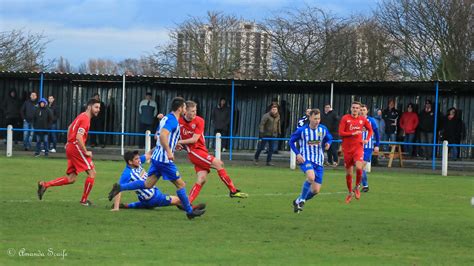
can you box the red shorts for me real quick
[343,149,364,169]
[187,148,215,173]
[65,143,94,175]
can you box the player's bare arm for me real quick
[178,133,201,145]
[76,130,92,157]
[159,128,173,160]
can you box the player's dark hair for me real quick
[360,104,367,108]
[171,97,186,111]
[309,108,320,116]
[124,150,140,163]
[186,100,197,109]
[352,101,362,106]
[87,98,101,106]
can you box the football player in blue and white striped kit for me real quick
[108,97,205,219]
[289,108,333,213]
[360,104,380,192]
[111,150,178,210]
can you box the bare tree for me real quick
[377,0,473,80]
[55,56,73,73]
[0,29,52,71]
[263,7,355,80]
[86,58,118,74]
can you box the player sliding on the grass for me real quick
[359,104,380,193]
[108,97,205,219]
[37,98,101,206]
[176,101,248,202]
[338,101,373,203]
[289,108,332,213]
[110,150,205,212]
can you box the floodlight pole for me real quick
[229,79,235,161]
[39,72,44,98]
[330,82,334,108]
[432,81,439,170]
[121,74,126,156]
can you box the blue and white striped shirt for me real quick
[289,124,333,166]
[362,116,380,149]
[119,155,156,201]
[151,113,180,163]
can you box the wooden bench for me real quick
[338,144,404,168]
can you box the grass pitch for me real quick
[1,156,473,265]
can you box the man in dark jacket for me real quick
[2,89,22,143]
[33,98,53,156]
[382,99,400,149]
[20,91,38,150]
[212,97,231,152]
[90,93,106,148]
[440,107,465,160]
[418,99,438,159]
[138,92,158,148]
[320,104,340,166]
[47,95,60,152]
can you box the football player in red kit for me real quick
[338,101,373,203]
[177,100,248,202]
[37,98,101,206]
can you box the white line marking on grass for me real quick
[4,191,350,203]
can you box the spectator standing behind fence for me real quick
[20,91,38,151]
[47,95,59,153]
[254,105,280,166]
[138,92,158,148]
[382,99,400,149]
[440,107,465,160]
[90,93,106,148]
[418,100,437,160]
[2,89,22,144]
[321,104,340,167]
[266,99,282,154]
[211,97,231,152]
[33,98,53,157]
[399,103,419,157]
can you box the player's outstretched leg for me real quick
[212,159,248,198]
[354,167,363,200]
[37,174,76,200]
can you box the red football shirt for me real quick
[179,115,207,152]
[338,114,373,151]
[67,112,90,144]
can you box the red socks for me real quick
[356,169,363,187]
[43,176,72,188]
[345,174,353,192]
[81,177,95,203]
[217,169,237,193]
[188,183,202,203]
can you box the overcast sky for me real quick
[0,0,380,66]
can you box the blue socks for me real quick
[127,201,145,209]
[176,187,192,213]
[362,170,368,187]
[297,181,311,202]
[120,180,145,191]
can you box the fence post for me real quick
[145,130,151,153]
[290,150,296,170]
[6,125,13,157]
[442,140,448,176]
[215,133,222,161]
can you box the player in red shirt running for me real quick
[37,98,101,206]
[338,101,373,204]
[177,100,248,202]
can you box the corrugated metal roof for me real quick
[0,70,472,83]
